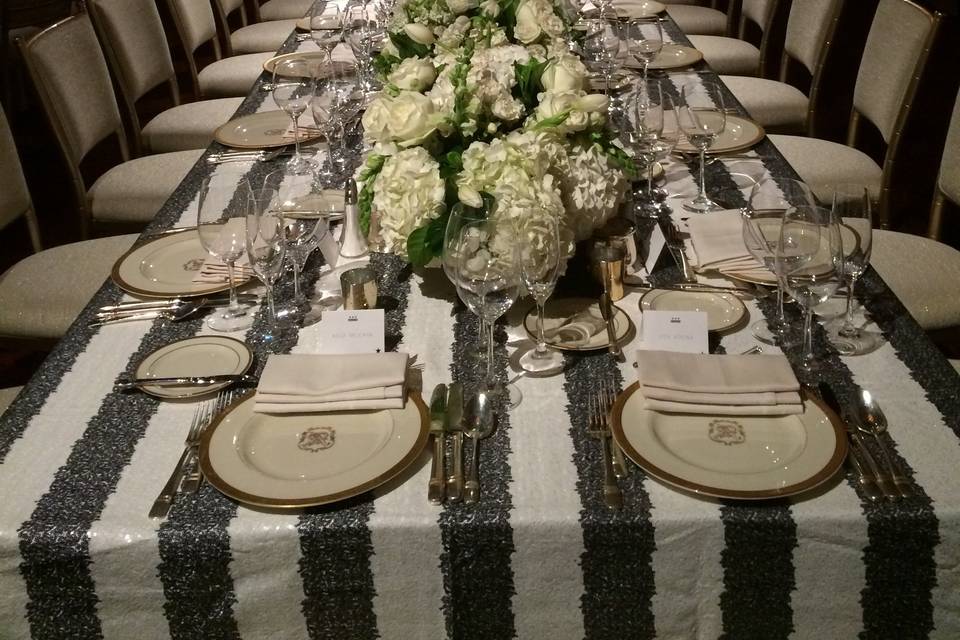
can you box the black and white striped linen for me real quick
[1,16,959,640]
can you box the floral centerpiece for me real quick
[357,0,635,267]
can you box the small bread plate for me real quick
[112,228,252,298]
[214,110,322,149]
[263,53,356,78]
[524,297,634,352]
[610,384,847,500]
[674,115,766,155]
[639,288,747,333]
[134,336,253,399]
[200,392,430,508]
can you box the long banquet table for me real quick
[2,14,960,640]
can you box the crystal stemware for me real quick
[518,217,564,375]
[582,17,622,119]
[246,187,287,329]
[625,16,662,85]
[311,59,355,185]
[197,177,254,332]
[309,2,342,56]
[443,202,489,362]
[778,204,843,372]
[272,57,318,175]
[344,2,378,98]
[677,82,726,213]
[631,82,664,218]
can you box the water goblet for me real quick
[582,17,623,118]
[309,2,342,56]
[625,16,663,85]
[246,187,287,329]
[519,218,564,375]
[196,177,255,332]
[272,57,318,174]
[677,82,726,213]
[443,202,490,362]
[631,82,664,218]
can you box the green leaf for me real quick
[406,225,431,266]
[513,58,549,111]
[372,52,401,78]
[389,32,430,60]
[358,181,374,236]
[533,110,571,130]
[424,213,447,257]
[500,0,521,39]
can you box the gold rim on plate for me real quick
[610,383,847,500]
[263,54,356,78]
[111,228,251,299]
[638,287,748,333]
[199,391,431,508]
[647,43,703,70]
[522,298,635,352]
[213,110,323,150]
[134,336,253,400]
[675,115,766,155]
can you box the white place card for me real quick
[316,309,385,354]
[639,310,709,354]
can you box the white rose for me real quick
[388,57,436,91]
[541,54,587,92]
[514,2,542,43]
[446,0,477,14]
[533,91,607,132]
[458,185,484,208]
[403,23,436,45]
[480,0,500,17]
[362,91,439,147]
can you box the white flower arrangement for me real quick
[359,0,636,266]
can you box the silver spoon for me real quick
[463,390,494,505]
[91,300,203,326]
[856,389,914,498]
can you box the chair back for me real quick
[929,89,960,237]
[783,0,842,77]
[164,0,223,98]
[209,0,239,57]
[19,13,128,236]
[738,0,789,78]
[88,0,180,153]
[0,105,41,252]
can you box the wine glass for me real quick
[582,17,622,118]
[455,220,523,406]
[625,16,662,85]
[272,57,318,175]
[677,82,726,213]
[742,178,817,346]
[827,183,881,355]
[344,1,377,97]
[197,177,254,332]
[631,82,664,218]
[443,202,490,362]
[778,204,843,372]
[309,2,342,56]
[246,187,287,328]
[519,217,564,375]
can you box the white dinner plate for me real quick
[585,0,665,18]
[587,70,633,92]
[674,115,766,155]
[200,392,430,508]
[214,110,322,150]
[523,297,634,352]
[625,43,703,70]
[611,384,847,500]
[281,189,346,219]
[263,54,355,78]
[639,288,747,333]
[111,229,251,298]
[135,336,253,399]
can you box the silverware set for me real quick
[92,295,259,327]
[428,382,491,505]
[149,390,237,518]
[587,382,629,510]
[818,382,915,502]
[206,148,291,164]
[658,217,697,283]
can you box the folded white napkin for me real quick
[685,210,768,278]
[192,256,254,284]
[543,307,606,346]
[282,121,324,141]
[254,352,408,413]
[635,349,803,415]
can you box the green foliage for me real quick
[389,32,431,59]
[581,129,639,179]
[357,155,388,236]
[513,58,549,111]
[499,0,521,40]
[406,213,448,266]
[533,110,571,130]
[372,52,401,78]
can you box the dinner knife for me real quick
[98,294,259,314]
[445,383,465,503]
[428,384,448,505]
[598,293,623,360]
[817,383,885,502]
[115,374,250,391]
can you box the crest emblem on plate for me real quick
[298,426,336,452]
[708,419,745,446]
[183,257,204,272]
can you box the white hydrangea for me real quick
[556,142,628,240]
[514,0,566,44]
[372,147,447,256]
[466,45,531,123]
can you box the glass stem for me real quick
[802,307,814,367]
[226,261,239,314]
[292,114,302,163]
[842,276,858,333]
[485,319,495,386]
[698,146,707,202]
[266,283,276,322]
[776,280,786,325]
[646,157,654,199]
[292,254,302,302]
[536,301,547,354]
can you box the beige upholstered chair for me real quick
[211,0,298,55]
[20,14,203,236]
[88,0,242,155]
[767,0,939,215]
[0,104,137,342]
[721,0,844,134]
[258,0,314,21]
[870,90,960,331]
[0,386,23,416]
[665,1,729,37]
[687,0,781,77]
[165,0,274,98]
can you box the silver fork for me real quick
[588,393,622,510]
[180,390,235,493]
[658,218,697,282]
[599,381,629,478]
[149,399,215,518]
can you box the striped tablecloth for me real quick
[1,19,959,640]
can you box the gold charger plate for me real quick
[523,297,634,352]
[675,115,766,155]
[263,54,356,78]
[636,44,703,70]
[135,336,253,399]
[639,288,747,333]
[611,384,847,500]
[214,110,322,149]
[200,391,430,508]
[111,228,251,298]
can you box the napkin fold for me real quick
[635,349,803,415]
[192,219,255,283]
[543,306,606,346]
[684,209,768,278]
[254,352,408,413]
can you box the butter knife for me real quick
[817,383,884,502]
[116,374,250,391]
[445,383,465,502]
[428,384,448,505]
